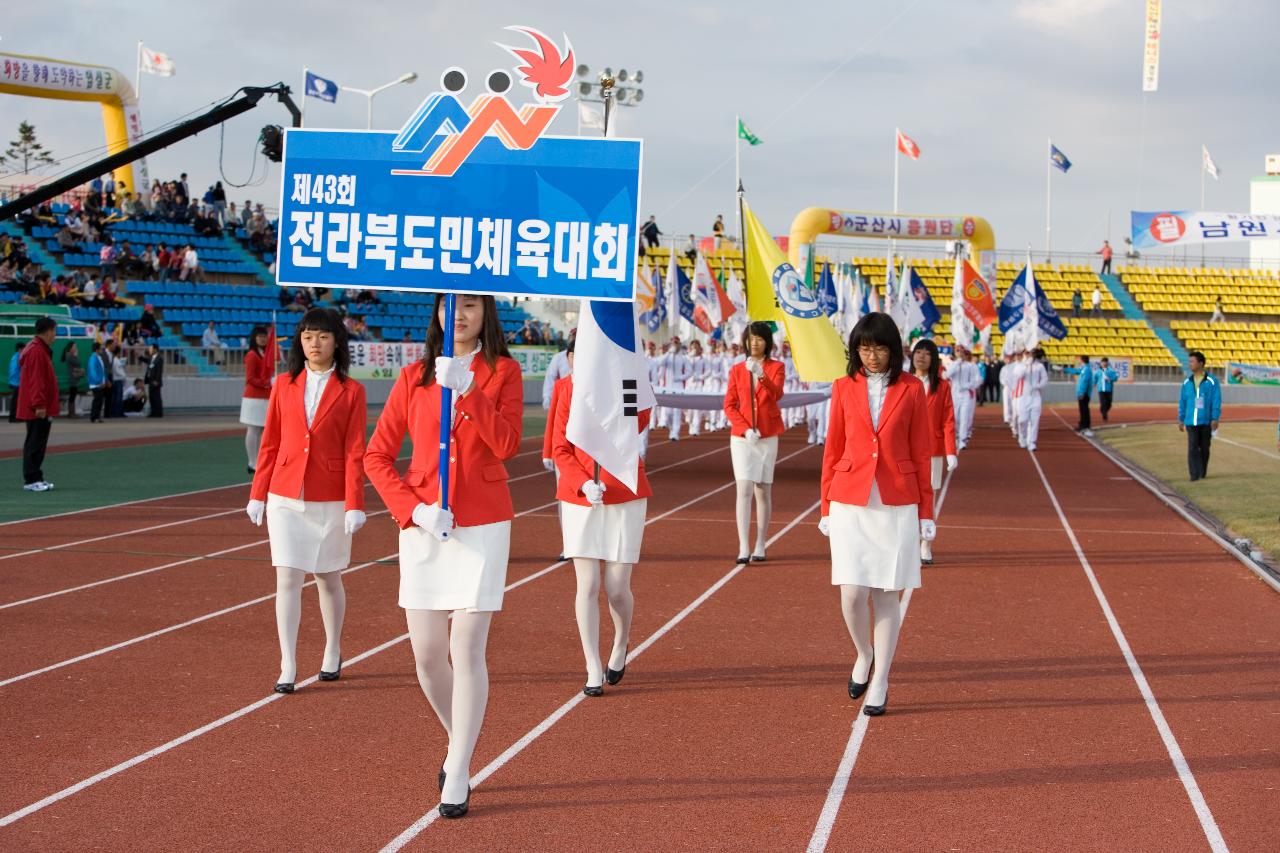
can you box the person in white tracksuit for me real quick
[642,342,660,459]
[662,340,692,440]
[1016,348,1049,451]
[686,339,707,436]
[947,347,980,450]
[1004,351,1026,441]
[999,353,1015,429]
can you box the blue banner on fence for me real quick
[276,128,642,301]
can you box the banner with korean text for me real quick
[276,129,641,300]
[1130,210,1280,250]
[346,342,558,380]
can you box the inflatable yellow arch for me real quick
[788,207,997,294]
[0,51,148,196]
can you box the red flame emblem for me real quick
[500,26,574,102]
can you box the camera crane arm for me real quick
[0,83,300,222]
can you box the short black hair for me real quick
[1079,355,1090,363]
[742,321,775,358]
[565,339,575,355]
[1100,357,1109,365]
[34,317,56,334]
[846,312,904,384]
[911,338,941,393]
[1188,350,1206,366]
[287,308,350,382]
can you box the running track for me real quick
[1,408,1276,850]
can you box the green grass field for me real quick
[0,408,550,524]
[1099,421,1280,562]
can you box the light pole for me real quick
[340,72,418,129]
[573,64,644,134]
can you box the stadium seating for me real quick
[1169,320,1280,365]
[1118,266,1280,316]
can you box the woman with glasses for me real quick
[819,313,934,716]
[722,321,786,563]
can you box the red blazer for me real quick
[243,350,271,399]
[365,355,523,529]
[922,376,957,457]
[16,338,59,420]
[250,371,368,510]
[552,376,652,506]
[820,373,934,520]
[723,358,786,438]
[542,375,571,460]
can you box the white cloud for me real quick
[1015,0,1116,30]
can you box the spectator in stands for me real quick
[292,288,312,312]
[0,258,14,288]
[89,176,103,206]
[401,331,412,343]
[103,174,117,208]
[1065,355,1094,434]
[87,342,109,422]
[150,182,164,210]
[1094,357,1119,422]
[108,339,128,418]
[641,215,661,249]
[84,188,103,217]
[99,238,117,280]
[226,202,239,228]
[1096,241,1113,275]
[202,321,224,361]
[156,243,172,282]
[122,378,148,413]
[684,233,698,262]
[248,206,271,251]
[1071,288,1082,318]
[143,342,164,418]
[712,214,725,249]
[137,244,156,280]
[61,341,83,418]
[1091,284,1102,318]
[7,341,22,423]
[56,223,79,251]
[139,304,162,341]
[99,276,120,308]
[519,319,537,345]
[50,276,71,304]
[177,173,191,206]
[241,199,254,228]
[1210,297,1226,324]
[179,244,201,282]
[122,191,147,220]
[211,181,227,224]
[354,289,379,305]
[277,287,294,309]
[1178,350,1221,482]
[80,276,100,305]
[17,317,59,492]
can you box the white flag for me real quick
[566,300,656,493]
[1020,259,1041,350]
[1202,144,1220,180]
[579,102,605,132]
[139,44,175,77]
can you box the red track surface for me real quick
[1,406,1276,850]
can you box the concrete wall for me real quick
[159,376,546,409]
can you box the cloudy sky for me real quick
[3,0,1278,262]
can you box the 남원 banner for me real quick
[1130,210,1280,250]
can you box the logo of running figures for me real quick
[391,26,574,177]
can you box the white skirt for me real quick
[266,493,350,573]
[398,520,511,612]
[930,456,944,492]
[240,396,268,427]
[829,483,921,591]
[730,434,779,484]
[560,498,647,563]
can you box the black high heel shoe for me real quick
[438,767,446,793]
[605,658,627,686]
[735,556,750,565]
[750,553,766,563]
[318,658,342,682]
[439,787,471,819]
[273,682,294,694]
[583,683,604,697]
[862,690,889,717]
[847,654,874,701]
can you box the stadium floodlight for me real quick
[341,72,419,129]
[618,69,629,82]
[634,70,644,83]
[633,89,644,103]
[576,64,590,78]
[602,67,613,78]
[615,88,629,104]
[578,81,592,96]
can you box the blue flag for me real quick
[675,262,697,327]
[906,268,941,334]
[998,266,1029,333]
[639,266,665,333]
[1049,143,1072,173]
[817,262,839,317]
[304,70,339,103]
[1032,278,1068,340]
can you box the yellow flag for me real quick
[741,200,846,382]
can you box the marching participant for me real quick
[947,345,980,449]
[644,340,661,457]
[365,293,523,820]
[552,375,652,696]
[1005,348,1026,442]
[241,325,273,474]
[245,308,367,694]
[820,312,934,717]
[910,339,957,565]
[661,338,691,440]
[542,341,574,558]
[780,340,801,428]
[723,321,786,563]
[1016,348,1049,451]
[686,339,707,436]
[999,353,1016,434]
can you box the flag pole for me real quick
[735,115,741,245]
[737,180,755,431]
[1200,148,1207,268]
[135,41,143,101]
[300,67,308,129]
[891,126,900,270]
[1045,138,1052,263]
[438,293,455,518]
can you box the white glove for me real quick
[745,428,761,444]
[946,454,959,472]
[246,499,265,526]
[818,516,831,537]
[581,480,607,505]
[344,509,366,535]
[746,359,764,377]
[920,520,937,541]
[434,356,474,394]
[411,502,455,541]
[542,457,555,472]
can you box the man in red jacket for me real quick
[18,317,59,492]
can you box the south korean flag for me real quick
[566,299,656,493]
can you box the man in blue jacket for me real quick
[1178,350,1222,481]
[1065,354,1094,434]
[7,342,23,423]
[1095,357,1120,422]
[87,341,109,423]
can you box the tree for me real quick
[2,121,57,174]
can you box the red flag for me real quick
[896,128,921,160]
[958,260,997,329]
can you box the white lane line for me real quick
[0,446,816,827]
[0,508,242,563]
[0,442,748,685]
[507,440,715,484]
[1028,450,1227,852]
[1215,435,1280,462]
[380,496,823,852]
[806,470,954,853]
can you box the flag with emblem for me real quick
[304,70,339,103]
[567,300,656,493]
[737,117,762,146]
[896,128,920,160]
